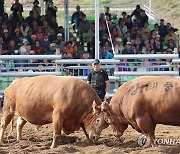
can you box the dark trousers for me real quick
[99,94,105,102]
[94,89,105,102]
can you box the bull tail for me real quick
[7,117,15,140]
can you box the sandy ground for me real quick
[0,108,180,154]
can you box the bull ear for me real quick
[92,101,100,115]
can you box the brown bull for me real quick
[0,75,108,148]
[101,76,180,145]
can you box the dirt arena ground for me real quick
[0,108,180,154]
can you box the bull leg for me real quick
[131,122,143,133]
[136,115,155,145]
[115,124,128,142]
[51,113,63,149]
[0,112,14,143]
[16,116,27,141]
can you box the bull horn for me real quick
[101,101,108,112]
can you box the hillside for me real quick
[152,0,180,32]
[4,0,180,32]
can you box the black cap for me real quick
[136,5,140,9]
[33,0,39,4]
[92,59,100,64]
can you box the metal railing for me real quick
[143,5,160,23]
[1,54,180,97]
[114,54,179,78]
[0,56,121,101]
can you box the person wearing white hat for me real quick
[122,41,134,54]
[57,33,62,37]
[22,38,29,44]
[46,43,56,54]
[3,29,8,33]
[16,38,29,67]
[154,34,163,53]
[56,33,65,53]
[50,43,56,48]
[122,41,135,62]
[19,38,29,55]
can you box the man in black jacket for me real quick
[87,59,110,101]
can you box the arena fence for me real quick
[1,54,180,106]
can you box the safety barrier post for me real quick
[114,60,120,90]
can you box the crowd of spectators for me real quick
[72,5,179,57]
[0,0,72,71]
[72,4,179,72]
[0,2,179,73]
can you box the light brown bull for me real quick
[101,76,180,145]
[0,75,108,148]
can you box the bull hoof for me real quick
[50,144,57,149]
[50,145,57,149]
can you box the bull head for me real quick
[88,101,109,141]
[101,101,128,139]
[101,101,114,125]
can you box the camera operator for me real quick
[11,0,23,19]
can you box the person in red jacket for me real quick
[33,40,45,54]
